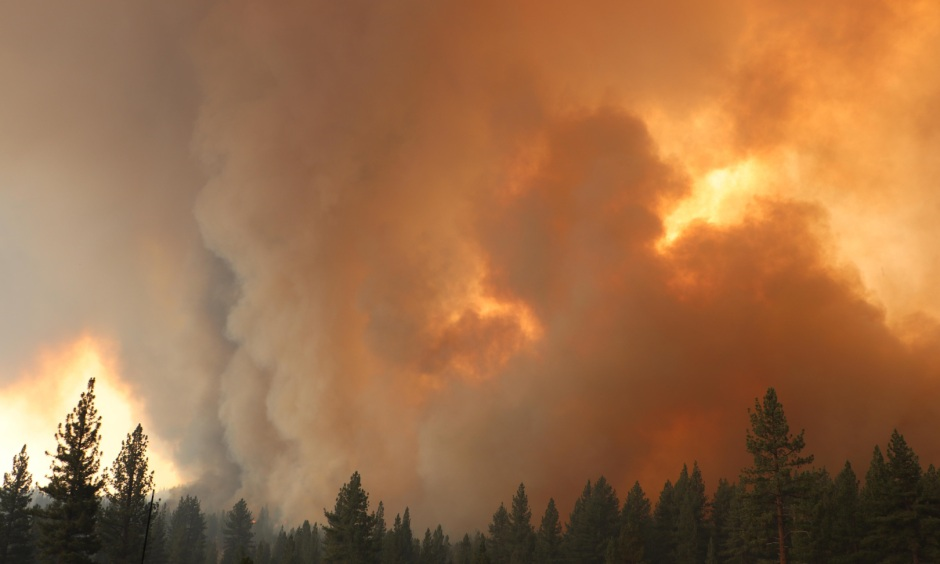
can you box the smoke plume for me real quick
[3,0,940,532]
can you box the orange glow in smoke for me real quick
[0,334,182,489]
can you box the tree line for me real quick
[1,381,938,563]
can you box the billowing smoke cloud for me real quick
[0,0,237,495]
[3,0,940,534]
[190,0,940,531]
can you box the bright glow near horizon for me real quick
[0,334,182,490]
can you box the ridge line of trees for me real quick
[1,383,937,563]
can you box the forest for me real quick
[0,379,937,564]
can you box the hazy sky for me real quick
[1,0,939,532]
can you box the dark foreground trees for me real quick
[100,423,156,563]
[39,377,106,563]
[742,387,814,564]
[323,471,378,563]
[223,498,255,563]
[7,384,940,564]
[0,445,33,563]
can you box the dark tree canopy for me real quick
[169,495,208,564]
[743,387,814,564]
[323,471,377,564]
[100,423,155,563]
[564,476,619,564]
[223,498,255,564]
[39,377,106,563]
[0,445,33,563]
[535,498,562,564]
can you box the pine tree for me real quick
[488,503,511,563]
[222,498,254,564]
[829,462,861,563]
[100,423,155,563]
[650,480,676,563]
[565,477,619,564]
[742,387,813,564]
[168,495,208,564]
[508,484,535,564]
[862,430,933,563]
[918,465,940,561]
[706,478,734,561]
[323,471,376,563]
[373,500,387,562]
[724,481,773,563]
[535,499,562,564]
[384,509,416,564]
[675,463,707,564]
[859,445,889,561]
[144,502,168,564]
[0,445,33,563]
[614,481,652,564]
[456,534,473,564]
[418,525,449,564]
[38,377,106,562]
[789,467,833,563]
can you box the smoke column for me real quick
[3,0,940,532]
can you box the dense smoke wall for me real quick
[2,0,940,533]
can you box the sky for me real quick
[1,0,940,533]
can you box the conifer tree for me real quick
[39,377,106,563]
[535,498,563,564]
[707,478,734,561]
[918,465,940,560]
[384,508,416,564]
[100,423,155,563]
[419,525,449,564]
[168,495,208,564]
[0,445,33,563]
[614,481,652,564]
[862,430,936,562]
[474,536,491,564]
[323,471,376,563]
[508,483,535,564]
[222,498,254,564]
[144,503,168,564]
[675,463,707,564]
[487,503,511,563]
[790,467,833,562]
[298,520,322,563]
[742,387,813,564]
[724,482,772,562]
[859,445,888,561]
[565,477,619,564]
[650,480,676,563]
[373,500,387,562]
[829,462,862,563]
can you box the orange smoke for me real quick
[185,0,940,532]
[4,0,940,536]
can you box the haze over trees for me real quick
[1,383,938,563]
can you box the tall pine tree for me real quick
[168,495,207,564]
[565,477,619,564]
[742,387,813,564]
[39,377,106,563]
[535,499,563,564]
[222,498,254,564]
[487,503,511,563]
[614,481,652,564]
[0,445,33,563]
[100,423,155,563]
[323,471,377,564]
[508,483,535,564]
